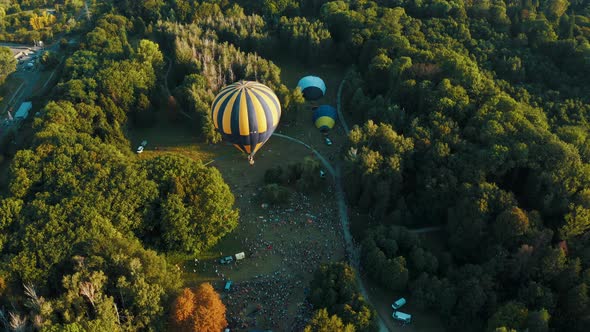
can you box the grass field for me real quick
[127,54,448,330]
[127,57,351,331]
[131,117,346,331]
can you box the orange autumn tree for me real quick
[171,283,227,332]
[172,288,197,331]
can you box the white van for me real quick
[392,298,406,310]
[392,311,411,323]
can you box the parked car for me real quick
[392,298,406,310]
[220,256,234,264]
[324,137,332,146]
[392,311,411,324]
[224,280,233,291]
[136,140,148,154]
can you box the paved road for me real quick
[1,2,88,117]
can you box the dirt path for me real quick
[334,75,394,332]
[163,56,194,120]
[336,73,350,134]
[411,226,443,234]
[163,56,172,95]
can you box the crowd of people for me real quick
[211,189,347,331]
[223,272,304,330]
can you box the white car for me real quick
[324,137,333,146]
[136,140,148,154]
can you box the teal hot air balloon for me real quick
[313,105,337,133]
[211,81,281,165]
[297,76,326,100]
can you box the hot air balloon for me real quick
[313,105,337,133]
[297,76,326,100]
[211,81,281,165]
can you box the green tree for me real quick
[564,283,589,316]
[143,155,239,253]
[543,0,570,20]
[367,53,392,94]
[304,308,355,332]
[560,204,590,239]
[136,39,164,69]
[284,87,305,123]
[526,309,550,332]
[487,301,529,331]
[309,263,378,331]
[494,206,530,246]
[0,46,16,83]
[261,183,291,205]
[41,51,60,69]
[97,59,155,111]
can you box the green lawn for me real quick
[124,56,352,330]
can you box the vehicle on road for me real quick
[324,137,332,146]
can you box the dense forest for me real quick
[0,0,84,43]
[0,5,240,330]
[0,0,589,331]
